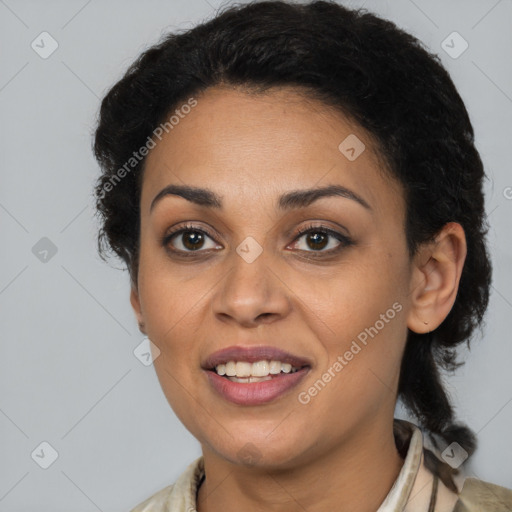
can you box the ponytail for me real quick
[398,333,477,492]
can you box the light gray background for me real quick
[1,0,511,510]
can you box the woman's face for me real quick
[132,85,415,467]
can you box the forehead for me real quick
[141,85,403,217]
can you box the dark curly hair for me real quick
[93,0,492,492]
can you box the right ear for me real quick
[130,286,146,334]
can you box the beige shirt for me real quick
[130,420,512,511]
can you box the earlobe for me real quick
[407,222,467,334]
[130,286,146,334]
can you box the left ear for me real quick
[407,222,467,334]
[130,285,147,335]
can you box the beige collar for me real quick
[378,419,460,512]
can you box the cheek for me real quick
[137,238,205,338]
[299,251,409,391]
[300,252,408,339]
[141,279,203,358]
[140,272,209,433]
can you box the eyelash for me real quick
[161,222,353,258]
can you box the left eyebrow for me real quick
[278,184,371,211]
[149,183,371,213]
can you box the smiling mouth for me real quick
[210,360,307,383]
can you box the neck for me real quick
[196,419,405,512]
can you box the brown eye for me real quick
[178,230,206,251]
[163,224,221,254]
[303,232,329,251]
[290,225,353,255]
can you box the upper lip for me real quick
[202,345,312,370]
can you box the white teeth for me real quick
[269,360,282,374]
[225,361,236,376]
[252,360,269,377]
[228,376,273,383]
[281,363,292,373]
[214,360,301,378]
[235,361,252,377]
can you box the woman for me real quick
[93,1,512,510]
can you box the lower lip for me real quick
[205,368,310,405]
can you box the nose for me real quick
[210,245,292,328]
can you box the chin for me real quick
[208,433,309,470]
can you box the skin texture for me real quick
[130,85,467,512]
